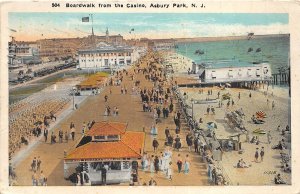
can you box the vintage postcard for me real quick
[0,0,299,194]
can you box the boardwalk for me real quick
[13,54,209,186]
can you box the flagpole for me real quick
[89,14,95,48]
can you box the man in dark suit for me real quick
[101,165,107,185]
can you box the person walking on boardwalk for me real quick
[31,157,37,171]
[70,127,75,141]
[101,165,107,185]
[43,128,48,142]
[32,171,38,186]
[59,129,63,143]
[65,131,69,143]
[37,156,41,172]
[39,170,46,186]
[174,135,181,151]
[70,122,75,130]
[152,138,159,153]
[194,136,199,153]
[50,132,56,144]
[176,154,183,173]
[186,133,193,152]
[154,156,159,173]
[150,155,155,173]
[165,127,170,139]
[184,154,190,174]
[166,162,173,180]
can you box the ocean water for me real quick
[175,36,290,73]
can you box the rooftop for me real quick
[65,131,145,161]
[86,121,128,136]
[78,42,133,53]
[194,59,270,69]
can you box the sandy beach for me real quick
[178,84,291,185]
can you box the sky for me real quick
[8,13,289,41]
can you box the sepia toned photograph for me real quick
[1,1,299,193]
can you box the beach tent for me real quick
[207,122,218,129]
[256,111,267,118]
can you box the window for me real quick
[238,69,242,76]
[107,135,119,140]
[228,70,233,77]
[247,69,252,76]
[256,69,261,77]
[90,162,102,171]
[110,161,121,170]
[94,135,105,140]
[211,71,216,79]
[122,161,130,170]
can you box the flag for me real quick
[9,28,17,32]
[82,17,89,22]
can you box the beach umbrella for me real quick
[225,83,231,87]
[256,111,266,118]
[207,122,217,129]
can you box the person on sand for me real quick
[267,131,272,144]
[274,174,286,184]
[254,148,259,162]
[260,147,265,162]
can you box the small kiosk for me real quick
[64,121,145,185]
[76,73,108,95]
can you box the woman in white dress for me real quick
[150,155,155,174]
[104,107,108,116]
[184,154,190,174]
[166,162,173,180]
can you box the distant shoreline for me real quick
[173,34,289,43]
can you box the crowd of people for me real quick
[30,156,47,186]
[9,85,72,158]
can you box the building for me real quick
[36,29,124,62]
[8,37,17,67]
[78,42,137,70]
[14,41,40,64]
[149,39,176,51]
[75,72,108,95]
[37,38,82,62]
[193,60,272,85]
[64,121,145,185]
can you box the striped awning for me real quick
[256,111,266,118]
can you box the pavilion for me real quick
[64,121,145,185]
